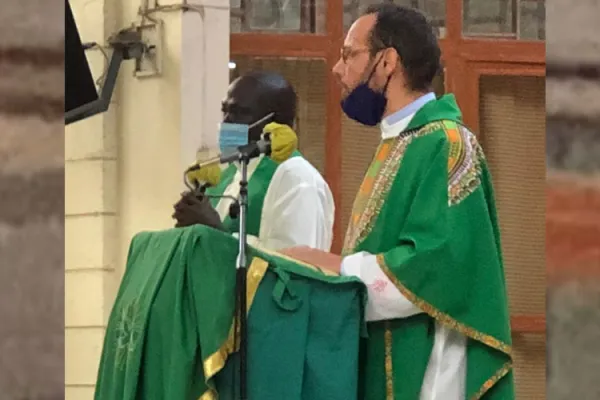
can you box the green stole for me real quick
[343,95,515,399]
[206,151,301,237]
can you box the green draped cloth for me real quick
[342,95,515,399]
[94,225,366,400]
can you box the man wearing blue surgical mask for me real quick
[172,71,335,252]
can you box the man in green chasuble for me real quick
[282,4,515,399]
[172,71,335,252]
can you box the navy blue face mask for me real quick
[341,57,391,126]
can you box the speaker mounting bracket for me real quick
[134,20,163,78]
[65,27,146,125]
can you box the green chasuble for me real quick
[206,151,301,236]
[94,225,365,400]
[342,95,515,400]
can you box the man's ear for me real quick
[382,48,400,75]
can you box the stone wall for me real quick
[546,0,600,398]
[0,0,64,398]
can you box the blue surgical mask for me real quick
[218,112,275,154]
[341,58,391,126]
[218,122,249,154]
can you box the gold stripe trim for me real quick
[201,257,271,384]
[376,255,513,399]
[471,362,513,400]
[376,254,512,356]
[198,389,217,400]
[384,323,394,400]
[247,257,269,311]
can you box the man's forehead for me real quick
[225,77,259,104]
[344,13,376,47]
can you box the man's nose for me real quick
[332,59,344,82]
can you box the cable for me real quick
[138,1,209,19]
[81,41,110,87]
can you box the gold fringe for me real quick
[384,323,394,400]
[201,257,270,384]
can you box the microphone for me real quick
[185,122,298,175]
[184,161,221,189]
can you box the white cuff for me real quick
[340,251,368,278]
[342,252,422,321]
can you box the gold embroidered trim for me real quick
[471,361,512,400]
[342,122,446,255]
[445,123,484,206]
[384,323,394,400]
[202,257,270,383]
[376,254,512,356]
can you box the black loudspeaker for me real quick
[65,0,98,113]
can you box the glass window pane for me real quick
[463,0,516,38]
[230,0,326,34]
[343,0,446,38]
[519,0,545,40]
[463,0,545,40]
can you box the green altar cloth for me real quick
[94,225,366,400]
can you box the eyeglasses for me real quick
[340,45,389,64]
[339,47,371,64]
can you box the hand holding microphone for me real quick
[175,122,298,229]
[184,161,222,191]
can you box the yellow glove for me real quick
[263,122,298,164]
[184,162,221,188]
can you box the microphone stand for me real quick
[234,151,250,400]
[186,138,274,400]
[230,138,269,400]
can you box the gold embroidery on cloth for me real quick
[471,361,512,400]
[376,254,512,356]
[384,323,394,400]
[376,255,513,398]
[202,257,270,385]
[443,121,484,206]
[342,122,446,255]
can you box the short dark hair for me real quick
[245,71,297,127]
[364,4,441,92]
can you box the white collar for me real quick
[380,112,417,140]
[379,93,436,140]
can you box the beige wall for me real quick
[64,1,229,398]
